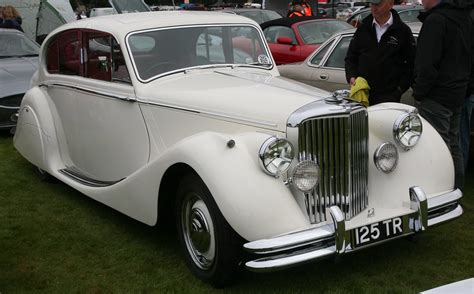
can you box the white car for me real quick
[14,11,463,286]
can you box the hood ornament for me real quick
[325,89,351,104]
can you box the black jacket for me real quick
[468,10,474,97]
[413,2,471,108]
[345,10,416,105]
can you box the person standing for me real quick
[345,0,416,106]
[459,9,474,172]
[413,0,471,190]
[288,4,305,17]
[0,5,23,32]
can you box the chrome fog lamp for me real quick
[259,137,294,176]
[374,142,399,173]
[292,160,320,192]
[393,112,423,150]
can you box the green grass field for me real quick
[1,130,472,293]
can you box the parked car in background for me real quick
[14,12,463,287]
[220,8,282,24]
[261,17,352,64]
[0,28,39,133]
[278,23,421,104]
[347,5,424,27]
[89,7,115,17]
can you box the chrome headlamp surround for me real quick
[374,142,399,173]
[259,137,294,177]
[393,111,423,151]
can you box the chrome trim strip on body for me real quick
[0,105,20,110]
[139,99,279,128]
[40,83,136,102]
[59,168,124,187]
[40,82,279,128]
[244,187,462,272]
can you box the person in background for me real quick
[459,9,474,172]
[288,4,305,17]
[345,0,416,105]
[0,5,23,32]
[288,0,313,17]
[413,0,471,190]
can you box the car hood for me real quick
[137,69,331,132]
[0,56,39,98]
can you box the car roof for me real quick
[46,11,257,42]
[260,16,335,30]
[329,21,421,39]
[221,8,278,13]
[352,4,423,16]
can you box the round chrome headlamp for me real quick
[374,142,399,173]
[292,160,320,192]
[393,112,423,150]
[259,137,294,176]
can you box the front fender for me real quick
[367,103,454,209]
[160,131,309,241]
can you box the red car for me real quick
[261,17,352,65]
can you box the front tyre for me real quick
[176,174,242,287]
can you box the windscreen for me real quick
[128,25,272,81]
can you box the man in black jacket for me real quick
[345,0,416,105]
[413,0,471,190]
[460,9,474,172]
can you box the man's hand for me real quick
[350,77,356,86]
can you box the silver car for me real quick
[0,28,40,132]
[278,23,420,105]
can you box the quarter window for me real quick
[46,29,130,83]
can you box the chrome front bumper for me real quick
[244,187,463,272]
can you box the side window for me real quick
[310,39,334,66]
[86,33,112,81]
[58,30,82,76]
[399,10,420,23]
[325,36,352,69]
[46,39,59,74]
[111,38,131,83]
[264,26,296,44]
[85,31,131,83]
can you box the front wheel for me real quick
[176,174,242,287]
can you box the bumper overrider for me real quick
[244,187,463,272]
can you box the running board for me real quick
[59,168,124,187]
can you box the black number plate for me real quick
[352,217,404,248]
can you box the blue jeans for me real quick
[460,94,474,171]
[416,99,464,190]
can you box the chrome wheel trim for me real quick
[181,193,216,270]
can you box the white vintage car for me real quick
[14,11,463,286]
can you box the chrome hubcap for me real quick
[182,193,215,270]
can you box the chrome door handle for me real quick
[320,74,329,80]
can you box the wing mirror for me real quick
[277,36,294,45]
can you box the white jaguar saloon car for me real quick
[14,12,463,286]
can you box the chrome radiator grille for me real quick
[298,109,368,223]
